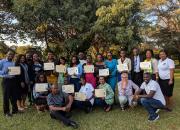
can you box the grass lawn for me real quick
[0,70,180,130]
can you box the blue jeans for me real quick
[140,98,165,118]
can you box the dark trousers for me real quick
[28,84,34,104]
[74,100,92,111]
[132,72,143,87]
[2,78,18,114]
[95,98,109,108]
[50,110,73,125]
[70,78,81,92]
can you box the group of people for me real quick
[0,48,175,129]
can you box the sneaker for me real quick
[69,121,79,129]
[121,107,125,111]
[148,114,159,122]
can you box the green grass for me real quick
[0,71,180,130]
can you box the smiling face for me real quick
[48,52,54,60]
[143,73,151,84]
[51,84,59,94]
[120,51,126,58]
[72,57,77,64]
[20,55,26,63]
[99,76,105,84]
[107,52,112,60]
[146,51,152,59]
[133,48,138,56]
[33,53,39,62]
[97,54,103,62]
[60,58,65,65]
[7,51,14,61]
[159,51,167,60]
[86,56,92,63]
[39,74,45,83]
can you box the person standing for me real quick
[158,50,175,108]
[78,52,87,66]
[104,51,117,92]
[69,56,83,92]
[0,51,18,117]
[117,49,131,81]
[131,48,144,87]
[25,52,34,105]
[83,55,96,88]
[15,54,30,110]
[144,49,158,81]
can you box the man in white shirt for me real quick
[78,52,87,66]
[74,76,94,113]
[133,73,171,122]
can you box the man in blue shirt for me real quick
[47,83,78,129]
[0,51,18,117]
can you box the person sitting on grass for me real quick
[74,76,94,113]
[133,72,172,122]
[33,73,50,112]
[95,76,114,112]
[118,72,139,111]
[47,83,78,129]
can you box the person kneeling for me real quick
[47,83,78,129]
[74,76,94,113]
[118,72,139,111]
[95,76,114,112]
[133,73,171,122]
[33,73,50,112]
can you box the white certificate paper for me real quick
[8,67,21,75]
[99,69,109,76]
[56,65,67,73]
[62,84,74,93]
[117,64,128,72]
[95,89,106,98]
[35,83,48,92]
[74,92,86,101]
[140,62,151,70]
[44,62,55,70]
[67,67,79,75]
[84,65,94,73]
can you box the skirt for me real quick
[159,78,174,97]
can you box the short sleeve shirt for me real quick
[47,91,68,107]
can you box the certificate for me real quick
[67,67,78,75]
[140,62,151,70]
[74,92,86,101]
[56,65,66,73]
[84,65,94,73]
[8,67,21,75]
[117,64,128,72]
[35,83,48,92]
[62,84,74,93]
[95,89,106,98]
[99,69,109,76]
[44,62,55,70]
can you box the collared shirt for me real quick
[79,83,94,105]
[47,91,68,107]
[118,58,132,72]
[134,55,140,72]
[158,58,175,80]
[140,80,166,105]
[0,58,15,78]
[118,80,139,96]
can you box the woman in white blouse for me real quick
[118,72,139,110]
[158,50,175,108]
[117,49,132,81]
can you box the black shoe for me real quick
[85,107,92,113]
[12,111,18,114]
[164,107,172,112]
[148,114,159,122]
[69,121,78,129]
[4,113,13,117]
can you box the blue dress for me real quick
[105,59,117,91]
